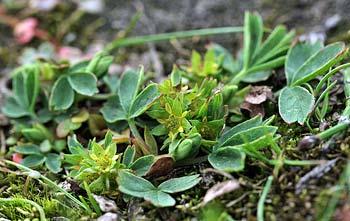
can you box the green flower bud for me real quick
[86,52,114,77]
[170,139,193,161]
[40,63,55,80]
[170,133,202,161]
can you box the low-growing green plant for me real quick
[9,123,65,173]
[49,71,98,110]
[2,65,40,119]
[65,131,156,192]
[228,12,295,85]
[117,170,201,207]
[1,53,116,173]
[50,52,113,111]
[101,67,160,155]
[278,41,348,124]
[2,10,349,220]
[298,67,350,147]
[14,142,62,173]
[208,115,277,172]
[146,69,226,161]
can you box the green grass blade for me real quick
[104,26,243,52]
[257,176,273,221]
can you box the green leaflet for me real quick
[208,146,246,172]
[122,146,136,167]
[50,72,99,111]
[119,69,143,112]
[21,155,46,168]
[209,116,278,172]
[215,115,263,148]
[45,153,62,173]
[49,77,75,111]
[129,84,160,118]
[229,12,294,85]
[243,11,263,69]
[129,155,155,176]
[285,41,323,85]
[220,126,277,148]
[158,175,201,193]
[67,72,98,96]
[278,86,315,124]
[86,52,114,77]
[15,144,41,155]
[289,42,346,86]
[100,95,128,122]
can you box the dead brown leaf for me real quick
[244,86,273,104]
[240,102,265,117]
[203,179,240,204]
[146,154,174,178]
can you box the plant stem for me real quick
[104,26,244,52]
[315,63,350,96]
[0,198,46,221]
[341,68,350,119]
[318,122,349,140]
[229,68,248,85]
[3,160,88,211]
[313,80,337,109]
[257,176,273,221]
[269,138,282,155]
[88,93,113,100]
[127,119,150,155]
[280,159,323,166]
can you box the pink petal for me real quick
[14,18,38,44]
[12,153,23,163]
[57,46,84,64]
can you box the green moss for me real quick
[0,172,89,220]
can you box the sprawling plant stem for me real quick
[229,68,248,85]
[257,176,273,221]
